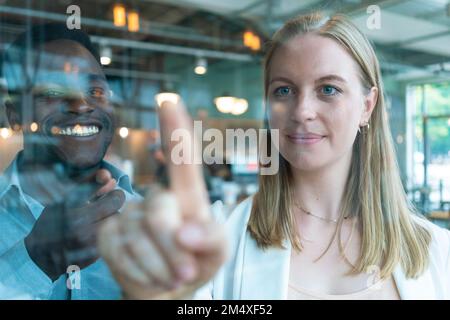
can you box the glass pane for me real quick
[427,117,450,209]
[1,0,449,301]
[424,82,450,116]
[413,116,424,186]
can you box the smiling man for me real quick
[0,23,140,299]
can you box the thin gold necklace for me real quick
[295,203,348,224]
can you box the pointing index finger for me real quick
[158,100,210,221]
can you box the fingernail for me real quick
[178,225,204,245]
[177,264,196,281]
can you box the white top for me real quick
[194,197,450,300]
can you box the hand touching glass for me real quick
[98,100,228,299]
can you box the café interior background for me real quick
[0,0,449,227]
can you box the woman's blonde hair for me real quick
[248,12,431,279]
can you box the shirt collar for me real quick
[100,160,134,196]
[0,155,24,200]
[0,155,43,220]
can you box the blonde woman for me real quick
[98,13,450,300]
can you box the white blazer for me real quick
[195,197,450,300]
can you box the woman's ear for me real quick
[360,86,378,125]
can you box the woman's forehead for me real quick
[269,34,361,83]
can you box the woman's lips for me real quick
[286,133,325,145]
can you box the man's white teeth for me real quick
[56,125,100,137]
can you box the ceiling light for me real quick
[128,10,140,32]
[194,57,208,75]
[231,98,248,115]
[119,127,129,139]
[113,3,127,27]
[30,122,38,132]
[243,30,261,51]
[215,95,249,115]
[214,96,236,114]
[100,46,112,65]
[100,56,111,65]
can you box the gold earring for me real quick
[358,121,370,134]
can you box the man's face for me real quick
[13,39,115,169]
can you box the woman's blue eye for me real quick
[321,85,339,96]
[274,86,293,97]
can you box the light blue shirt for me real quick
[0,153,141,300]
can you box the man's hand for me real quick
[98,100,228,299]
[25,169,125,281]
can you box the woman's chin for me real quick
[290,163,324,172]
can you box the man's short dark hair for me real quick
[1,22,100,95]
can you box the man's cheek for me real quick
[34,104,59,123]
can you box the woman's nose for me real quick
[291,94,317,123]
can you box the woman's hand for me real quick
[97,100,228,299]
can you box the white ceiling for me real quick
[351,10,450,57]
[144,0,321,16]
[149,0,450,59]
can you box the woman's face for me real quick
[267,33,377,172]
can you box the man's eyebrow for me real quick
[315,74,347,84]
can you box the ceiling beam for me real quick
[0,5,243,47]
[90,36,255,62]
